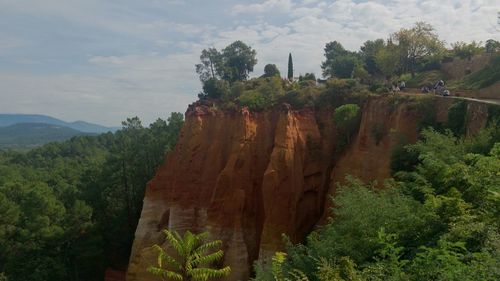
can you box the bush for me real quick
[333,104,361,153]
[446,100,467,136]
[238,90,268,111]
[326,79,357,95]
[201,78,230,99]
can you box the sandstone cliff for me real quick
[127,96,491,281]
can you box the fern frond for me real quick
[192,250,224,266]
[190,267,231,281]
[148,266,183,281]
[155,246,183,270]
[194,240,223,255]
[164,229,184,257]
[289,269,309,281]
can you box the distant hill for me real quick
[0,123,94,149]
[0,114,118,133]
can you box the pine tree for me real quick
[148,230,231,281]
[287,53,293,80]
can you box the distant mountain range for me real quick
[0,114,119,149]
[0,114,118,133]
[0,123,92,149]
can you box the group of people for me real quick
[391,80,406,93]
[421,79,450,96]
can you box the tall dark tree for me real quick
[287,53,293,80]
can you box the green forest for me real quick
[0,113,183,281]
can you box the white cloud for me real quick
[231,0,295,15]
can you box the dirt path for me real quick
[401,88,500,106]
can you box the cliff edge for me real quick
[127,95,492,281]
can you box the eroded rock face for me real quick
[127,96,490,281]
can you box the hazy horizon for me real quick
[1,0,498,126]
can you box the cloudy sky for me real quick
[0,0,498,126]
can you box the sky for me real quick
[0,0,498,126]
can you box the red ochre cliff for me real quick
[126,95,491,281]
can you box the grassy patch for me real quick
[450,55,500,90]
[406,70,445,88]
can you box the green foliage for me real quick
[220,41,258,82]
[257,125,500,281]
[0,113,184,281]
[148,230,230,281]
[237,77,285,110]
[405,69,444,88]
[325,79,357,96]
[263,64,281,78]
[195,48,223,82]
[321,41,361,78]
[451,41,484,60]
[201,78,230,99]
[333,104,361,153]
[288,53,293,80]
[485,39,500,53]
[374,44,401,79]
[454,54,500,90]
[446,100,467,136]
[322,41,361,79]
[196,41,257,83]
[391,22,445,76]
[359,39,385,75]
[390,137,419,174]
[299,73,316,82]
[408,95,438,130]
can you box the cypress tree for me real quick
[287,53,293,80]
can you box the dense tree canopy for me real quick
[220,41,257,82]
[0,113,183,281]
[391,22,445,76]
[263,64,281,78]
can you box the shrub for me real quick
[326,79,357,95]
[446,100,467,136]
[202,78,230,99]
[238,90,268,111]
[333,104,361,153]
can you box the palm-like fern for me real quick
[148,229,231,281]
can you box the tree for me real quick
[451,41,483,60]
[360,39,385,75]
[148,230,230,281]
[374,44,401,80]
[195,48,223,82]
[288,53,293,80]
[485,39,499,53]
[321,41,360,78]
[299,73,316,81]
[333,104,361,149]
[263,64,281,78]
[220,41,257,82]
[201,78,230,99]
[391,22,444,77]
